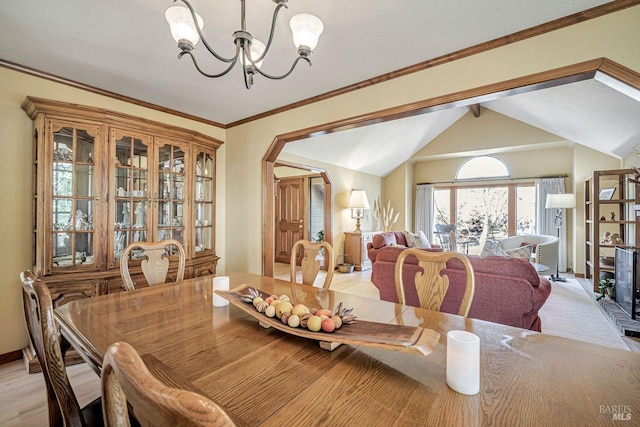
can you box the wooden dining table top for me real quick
[55,272,640,426]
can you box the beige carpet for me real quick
[539,278,630,351]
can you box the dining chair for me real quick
[290,239,335,289]
[20,270,104,427]
[435,224,457,252]
[394,249,475,317]
[120,239,186,291]
[101,341,236,427]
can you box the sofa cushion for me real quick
[404,230,432,249]
[376,246,442,263]
[372,232,397,249]
[446,255,541,288]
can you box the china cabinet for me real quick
[22,97,222,371]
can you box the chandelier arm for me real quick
[178,51,238,78]
[250,56,311,80]
[176,0,239,63]
[252,1,288,64]
[242,65,252,90]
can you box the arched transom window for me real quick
[456,156,510,180]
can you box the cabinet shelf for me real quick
[599,220,635,224]
[598,199,635,204]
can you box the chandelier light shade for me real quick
[165,6,204,48]
[290,13,324,51]
[165,0,324,89]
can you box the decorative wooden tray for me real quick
[216,284,440,357]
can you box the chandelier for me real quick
[165,0,324,89]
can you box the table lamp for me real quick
[545,193,576,282]
[347,189,370,233]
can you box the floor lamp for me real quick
[545,193,576,282]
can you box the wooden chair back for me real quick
[20,270,86,427]
[435,224,457,251]
[394,249,475,317]
[101,341,235,427]
[290,240,335,289]
[120,239,186,291]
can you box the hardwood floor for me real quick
[0,358,100,426]
[3,264,638,426]
[275,262,380,300]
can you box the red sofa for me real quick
[371,247,552,331]
[367,231,441,263]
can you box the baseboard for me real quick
[0,350,22,366]
[574,273,585,278]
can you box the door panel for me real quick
[275,178,304,264]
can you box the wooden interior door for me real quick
[275,177,304,264]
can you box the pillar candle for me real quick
[212,276,230,307]
[446,330,480,395]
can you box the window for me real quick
[432,155,535,251]
[456,156,509,180]
[434,183,536,250]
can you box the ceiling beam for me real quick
[468,104,481,117]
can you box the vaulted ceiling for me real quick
[1,1,639,176]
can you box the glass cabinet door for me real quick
[49,121,100,271]
[156,139,188,254]
[193,147,215,255]
[112,130,152,262]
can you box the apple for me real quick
[316,308,332,317]
[321,317,336,333]
[292,303,310,316]
[307,315,322,332]
[275,301,293,319]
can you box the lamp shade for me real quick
[165,6,204,46]
[347,190,370,209]
[545,193,576,209]
[290,13,324,50]
[242,38,266,69]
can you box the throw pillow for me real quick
[521,241,538,252]
[372,232,397,249]
[404,230,432,249]
[481,240,508,257]
[505,244,533,260]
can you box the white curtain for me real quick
[415,184,435,242]
[536,177,567,272]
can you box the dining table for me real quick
[55,272,639,426]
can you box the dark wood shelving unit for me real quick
[584,169,640,292]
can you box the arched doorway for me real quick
[262,59,640,276]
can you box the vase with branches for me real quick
[373,198,400,232]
